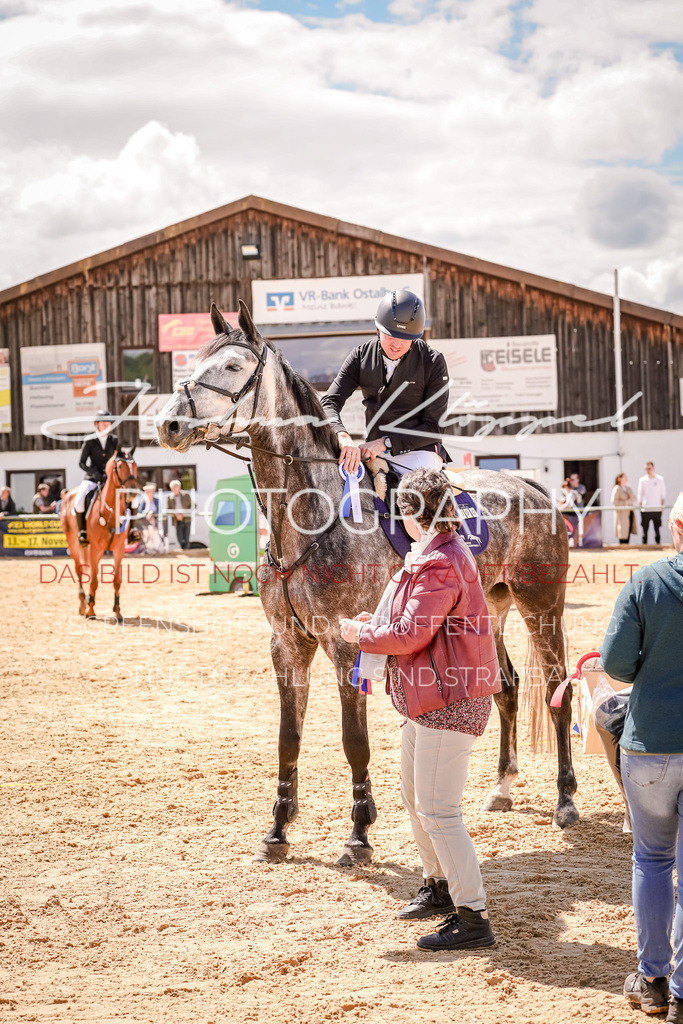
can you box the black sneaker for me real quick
[397,879,455,920]
[416,906,496,951]
[624,972,670,1014]
[667,997,683,1023]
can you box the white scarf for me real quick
[358,529,436,682]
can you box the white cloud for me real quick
[1,0,683,316]
[577,168,677,249]
[18,121,214,236]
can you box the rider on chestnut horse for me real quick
[74,410,120,545]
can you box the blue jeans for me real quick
[622,751,683,996]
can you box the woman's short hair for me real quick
[670,492,683,533]
[614,473,625,486]
[396,469,459,534]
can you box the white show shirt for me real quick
[637,473,666,508]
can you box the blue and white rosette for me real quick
[339,463,365,524]
[350,651,372,694]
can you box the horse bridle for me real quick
[174,337,268,436]
[99,458,139,533]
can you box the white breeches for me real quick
[74,480,97,513]
[385,450,443,475]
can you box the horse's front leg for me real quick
[85,545,100,619]
[112,540,124,622]
[254,627,317,863]
[338,674,376,866]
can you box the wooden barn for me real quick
[0,194,681,539]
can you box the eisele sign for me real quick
[433,334,558,412]
[251,274,425,324]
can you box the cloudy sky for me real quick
[2,0,683,311]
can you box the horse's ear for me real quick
[237,300,261,347]
[210,302,231,337]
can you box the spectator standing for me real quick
[558,478,582,511]
[32,482,56,514]
[637,461,666,545]
[167,479,192,550]
[54,488,68,515]
[600,491,683,1021]
[339,470,501,952]
[568,472,586,507]
[0,486,17,517]
[612,473,636,545]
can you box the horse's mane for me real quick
[196,330,339,453]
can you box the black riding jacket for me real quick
[79,434,119,482]
[320,337,451,461]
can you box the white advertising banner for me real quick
[252,273,424,324]
[0,349,10,433]
[20,343,107,436]
[138,393,173,441]
[433,334,558,412]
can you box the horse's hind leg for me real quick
[337,670,376,866]
[483,585,519,813]
[513,589,578,828]
[254,627,317,863]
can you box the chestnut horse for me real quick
[60,453,138,621]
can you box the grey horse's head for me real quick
[156,301,267,452]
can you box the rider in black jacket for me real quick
[321,289,451,476]
[74,410,119,544]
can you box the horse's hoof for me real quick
[482,794,513,813]
[85,612,96,620]
[337,841,373,867]
[553,802,580,829]
[115,614,123,624]
[253,839,290,863]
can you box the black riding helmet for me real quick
[374,288,425,340]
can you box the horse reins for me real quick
[173,335,377,640]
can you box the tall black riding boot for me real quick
[76,510,89,546]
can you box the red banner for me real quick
[158,313,239,352]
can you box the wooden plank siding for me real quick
[1,204,681,453]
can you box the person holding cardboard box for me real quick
[600,491,683,1022]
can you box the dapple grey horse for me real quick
[156,302,575,864]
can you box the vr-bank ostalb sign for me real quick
[251,274,425,324]
[433,334,558,412]
[20,343,107,435]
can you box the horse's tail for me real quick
[521,619,569,753]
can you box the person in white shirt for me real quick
[636,461,667,545]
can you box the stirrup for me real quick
[78,530,89,546]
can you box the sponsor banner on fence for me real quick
[563,511,603,549]
[251,274,425,325]
[20,343,107,435]
[158,313,239,351]
[0,516,68,557]
[432,334,558,412]
[0,348,10,433]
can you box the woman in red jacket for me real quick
[340,469,501,951]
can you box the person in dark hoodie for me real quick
[600,491,683,1023]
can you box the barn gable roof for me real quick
[1,193,681,329]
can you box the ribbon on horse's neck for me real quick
[175,336,268,435]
